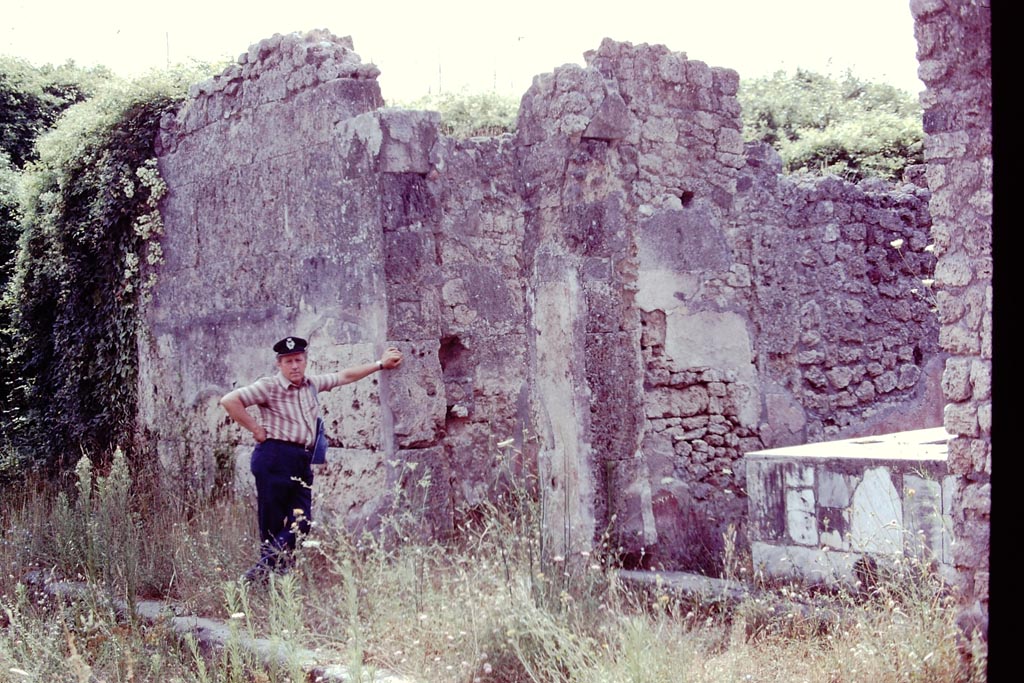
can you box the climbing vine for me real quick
[2,68,211,473]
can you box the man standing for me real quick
[220,336,402,582]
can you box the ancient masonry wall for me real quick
[911,0,991,641]
[142,30,943,572]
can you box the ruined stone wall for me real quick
[736,152,942,448]
[911,0,991,641]
[632,135,941,569]
[142,30,943,572]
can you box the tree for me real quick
[0,56,112,168]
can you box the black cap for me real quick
[273,336,308,356]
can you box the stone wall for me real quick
[910,0,991,643]
[142,30,943,572]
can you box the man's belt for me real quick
[265,438,315,453]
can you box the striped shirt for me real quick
[235,372,347,448]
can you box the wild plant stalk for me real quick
[1,438,987,683]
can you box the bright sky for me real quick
[3,0,924,102]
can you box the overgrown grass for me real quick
[0,444,987,682]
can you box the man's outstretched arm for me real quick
[336,346,403,385]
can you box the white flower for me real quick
[889,238,904,249]
[230,612,246,620]
[924,244,935,253]
[921,279,935,288]
[301,540,321,549]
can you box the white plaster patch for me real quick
[817,470,856,508]
[661,310,759,427]
[850,467,903,555]
[345,111,383,156]
[786,488,817,546]
[636,268,700,311]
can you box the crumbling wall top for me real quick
[156,29,381,154]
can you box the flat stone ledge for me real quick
[746,427,950,463]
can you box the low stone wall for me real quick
[746,428,954,585]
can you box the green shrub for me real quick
[739,69,924,182]
[401,89,519,138]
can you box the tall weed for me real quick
[1,438,987,683]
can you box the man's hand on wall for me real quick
[381,347,403,370]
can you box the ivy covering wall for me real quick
[1,69,212,475]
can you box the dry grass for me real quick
[0,448,987,682]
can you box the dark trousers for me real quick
[250,439,314,572]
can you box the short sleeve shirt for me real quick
[234,372,346,448]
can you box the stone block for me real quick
[582,91,632,140]
[388,341,447,449]
[378,109,440,174]
[393,446,454,540]
[786,488,817,546]
[960,482,991,514]
[817,471,856,508]
[751,542,859,585]
[941,357,972,401]
[970,359,991,400]
[944,402,979,437]
[850,467,903,556]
